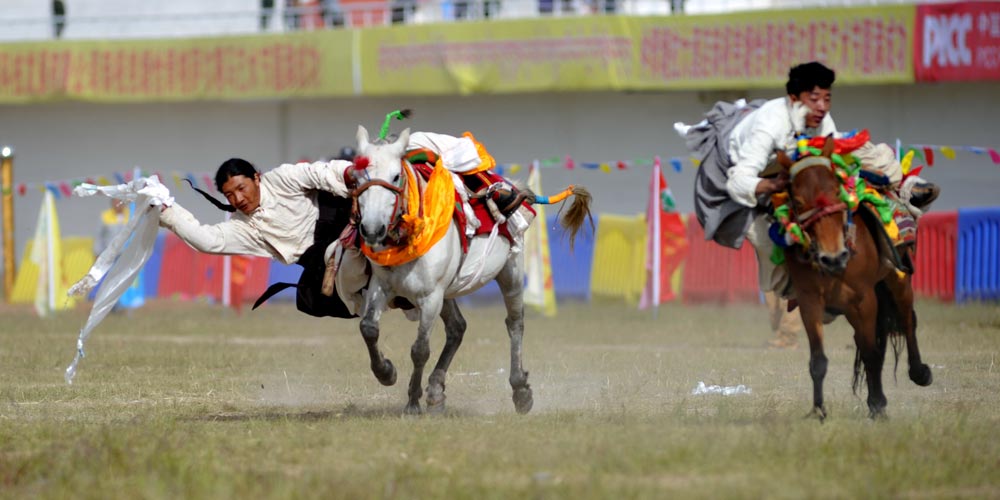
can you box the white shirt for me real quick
[159,160,351,265]
[726,97,837,208]
[408,131,482,172]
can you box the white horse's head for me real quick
[354,125,411,249]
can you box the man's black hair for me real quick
[187,158,259,213]
[214,158,258,192]
[786,62,836,95]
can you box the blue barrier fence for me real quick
[956,207,1000,303]
[267,261,302,300]
[143,233,167,298]
[462,213,597,303]
[548,213,596,301]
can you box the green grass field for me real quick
[2,299,998,499]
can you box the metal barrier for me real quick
[548,213,596,301]
[912,211,956,302]
[680,213,759,304]
[956,207,1000,303]
[156,233,269,303]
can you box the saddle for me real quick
[408,159,535,254]
[857,197,915,275]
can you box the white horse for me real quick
[348,126,591,414]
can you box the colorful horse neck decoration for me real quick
[777,136,933,421]
[348,124,592,415]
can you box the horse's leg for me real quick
[883,272,933,387]
[403,291,445,415]
[496,256,532,414]
[360,279,397,386]
[798,295,830,421]
[846,289,888,418]
[425,298,467,414]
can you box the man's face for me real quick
[221,174,261,215]
[790,86,832,128]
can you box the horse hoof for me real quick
[910,364,933,387]
[426,398,446,415]
[426,390,446,414]
[868,408,888,420]
[375,359,397,386]
[805,406,827,422]
[513,387,533,414]
[403,403,423,416]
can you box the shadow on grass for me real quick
[182,403,482,423]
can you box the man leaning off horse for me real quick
[675,61,939,348]
[146,130,493,319]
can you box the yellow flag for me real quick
[523,166,557,317]
[29,192,76,316]
[900,150,915,175]
[939,146,957,160]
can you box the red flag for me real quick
[641,159,689,308]
[229,255,252,314]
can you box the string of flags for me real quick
[494,155,700,176]
[0,170,216,199]
[10,142,992,199]
[902,143,1000,166]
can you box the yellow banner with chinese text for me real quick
[0,5,915,102]
[359,5,915,94]
[0,31,353,103]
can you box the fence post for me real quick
[2,146,15,302]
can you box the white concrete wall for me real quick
[62,0,261,39]
[0,0,54,41]
[1,82,998,264]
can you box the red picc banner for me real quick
[916,1,1000,82]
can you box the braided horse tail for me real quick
[526,185,594,250]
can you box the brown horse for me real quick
[777,137,933,420]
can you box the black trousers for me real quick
[295,192,357,318]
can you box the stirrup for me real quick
[321,259,336,297]
[909,181,940,209]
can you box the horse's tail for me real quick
[528,185,594,250]
[852,281,905,395]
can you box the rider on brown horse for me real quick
[676,61,939,340]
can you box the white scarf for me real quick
[64,178,164,384]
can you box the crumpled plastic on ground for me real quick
[691,381,752,396]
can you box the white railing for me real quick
[0,0,928,41]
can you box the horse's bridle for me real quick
[346,159,412,245]
[787,155,855,259]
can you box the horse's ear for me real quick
[392,128,411,158]
[356,125,370,154]
[396,128,411,148]
[776,149,794,170]
[821,134,835,158]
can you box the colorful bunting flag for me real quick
[907,143,1000,165]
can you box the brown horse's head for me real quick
[777,136,851,274]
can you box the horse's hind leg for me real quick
[883,271,932,387]
[404,292,445,415]
[799,296,830,421]
[360,279,397,386]
[846,289,888,418]
[496,256,532,414]
[426,299,467,414]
